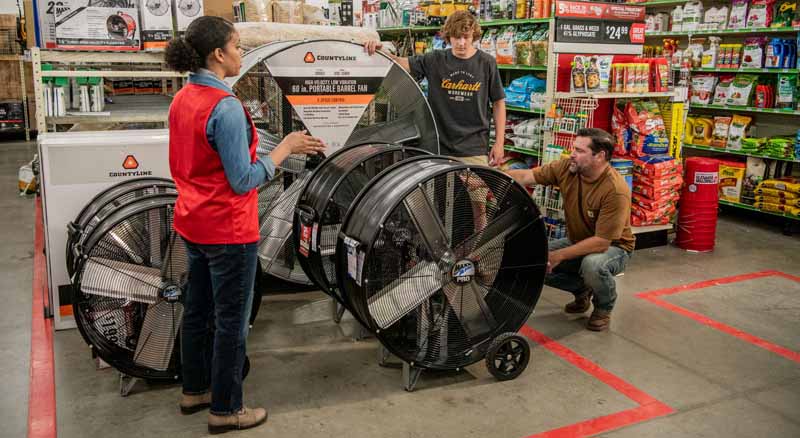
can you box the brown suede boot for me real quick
[179,392,211,415]
[564,290,593,314]
[587,309,611,331]
[208,407,268,434]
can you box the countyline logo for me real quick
[441,79,482,92]
[304,52,315,63]
[109,154,152,177]
[316,55,356,61]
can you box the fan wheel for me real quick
[485,332,530,381]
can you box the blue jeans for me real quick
[545,238,631,312]
[181,241,257,415]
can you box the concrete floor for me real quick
[2,139,799,437]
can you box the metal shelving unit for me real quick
[689,103,800,116]
[377,17,552,33]
[554,91,677,99]
[682,143,800,163]
[676,67,799,74]
[719,199,800,221]
[507,105,545,115]
[505,145,540,157]
[497,64,548,71]
[646,26,799,37]
[31,48,186,133]
[0,53,30,140]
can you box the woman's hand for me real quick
[364,40,383,55]
[279,130,326,155]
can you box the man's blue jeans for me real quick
[545,238,631,312]
[181,241,257,415]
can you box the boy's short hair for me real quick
[442,11,482,41]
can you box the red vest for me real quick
[169,84,260,244]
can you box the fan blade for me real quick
[368,260,444,329]
[161,232,187,286]
[456,205,523,258]
[81,257,160,304]
[403,187,451,261]
[133,301,183,371]
[148,208,163,269]
[442,281,497,339]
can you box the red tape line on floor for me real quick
[636,271,800,364]
[520,325,674,438]
[29,197,56,438]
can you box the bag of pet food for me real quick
[633,155,681,177]
[711,116,732,147]
[747,0,775,27]
[729,0,750,28]
[712,75,735,105]
[495,26,516,65]
[726,114,752,150]
[755,195,800,206]
[480,29,498,57]
[727,74,758,106]
[758,177,800,193]
[756,186,799,198]
[625,100,669,157]
[692,117,714,145]
[612,105,630,157]
[772,0,797,27]
[690,75,718,104]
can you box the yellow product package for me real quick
[755,187,799,199]
[757,178,800,194]
[718,162,745,202]
[755,195,800,207]
[754,202,800,216]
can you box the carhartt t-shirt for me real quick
[409,49,505,157]
[533,159,636,252]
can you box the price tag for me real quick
[604,23,629,42]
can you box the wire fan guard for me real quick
[231,40,439,284]
[336,159,547,370]
[294,143,431,302]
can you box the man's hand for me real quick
[489,143,506,167]
[547,249,564,274]
[364,40,383,55]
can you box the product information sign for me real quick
[554,0,645,46]
[265,41,393,154]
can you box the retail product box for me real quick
[33,0,56,48]
[173,0,204,35]
[139,0,174,51]
[633,156,681,178]
[53,1,141,51]
[634,172,683,190]
[633,182,680,201]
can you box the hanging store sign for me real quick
[554,0,645,50]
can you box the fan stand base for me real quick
[119,373,140,397]
[330,299,371,341]
[377,345,424,392]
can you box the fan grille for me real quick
[341,163,547,370]
[74,200,187,378]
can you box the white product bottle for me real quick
[671,5,683,31]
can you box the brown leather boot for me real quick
[208,407,268,434]
[564,290,592,314]
[179,392,211,415]
[587,309,611,331]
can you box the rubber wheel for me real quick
[485,333,530,381]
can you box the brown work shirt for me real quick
[533,158,635,252]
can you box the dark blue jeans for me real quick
[545,238,631,312]
[181,241,257,415]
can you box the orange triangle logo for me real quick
[304,52,315,63]
[122,155,139,169]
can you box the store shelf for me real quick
[480,18,552,27]
[505,145,541,157]
[497,64,548,71]
[555,91,676,99]
[683,143,800,163]
[41,70,184,78]
[45,95,172,125]
[676,67,799,74]
[376,25,442,33]
[632,224,673,234]
[690,103,800,116]
[635,0,689,6]
[646,26,799,37]
[719,199,800,220]
[507,105,545,114]
[39,50,167,64]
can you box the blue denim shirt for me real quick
[188,69,276,194]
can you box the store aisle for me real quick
[0,140,38,438]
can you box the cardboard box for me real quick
[174,0,204,34]
[33,0,56,48]
[139,0,173,51]
[53,1,141,51]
